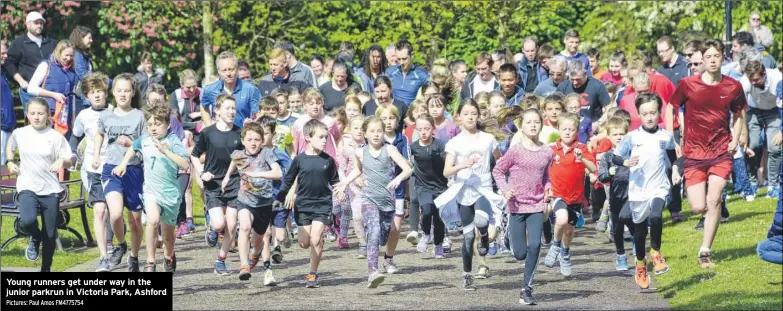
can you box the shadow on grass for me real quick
[659,271,718,300]
[673,291,783,310]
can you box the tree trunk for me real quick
[202,1,215,80]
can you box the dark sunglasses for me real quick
[689,62,703,67]
[685,53,693,58]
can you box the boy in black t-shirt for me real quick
[277,119,343,288]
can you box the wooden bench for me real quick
[0,167,95,251]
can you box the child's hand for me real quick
[112,164,127,177]
[201,172,214,182]
[354,176,364,188]
[774,132,783,146]
[116,135,132,147]
[574,148,583,162]
[49,159,64,173]
[7,162,19,174]
[503,189,514,200]
[335,190,347,202]
[746,147,755,158]
[624,155,639,167]
[386,178,401,191]
[92,158,100,170]
[589,173,597,183]
[285,192,296,210]
[273,200,283,209]
[672,169,682,185]
[221,177,228,194]
[152,137,169,154]
[609,166,617,176]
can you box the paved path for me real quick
[67,225,671,310]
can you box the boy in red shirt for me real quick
[543,112,597,277]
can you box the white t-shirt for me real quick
[472,75,497,95]
[444,131,498,206]
[73,108,109,174]
[740,68,783,110]
[9,126,71,195]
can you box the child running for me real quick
[190,94,243,275]
[278,119,344,288]
[492,108,553,305]
[410,115,449,258]
[221,121,283,281]
[377,105,408,273]
[611,93,679,289]
[336,117,368,258]
[69,72,113,271]
[6,98,72,272]
[336,116,412,288]
[93,73,146,272]
[114,103,190,272]
[435,99,505,290]
[543,112,596,277]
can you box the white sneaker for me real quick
[406,231,419,245]
[264,269,276,286]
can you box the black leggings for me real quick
[610,197,635,255]
[509,213,543,290]
[177,173,190,223]
[458,198,490,273]
[409,177,420,232]
[419,191,445,245]
[591,186,607,221]
[19,190,59,271]
[632,198,665,261]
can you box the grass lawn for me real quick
[0,172,206,272]
[653,190,782,310]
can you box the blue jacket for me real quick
[516,58,549,91]
[384,132,408,199]
[385,64,429,106]
[43,60,78,113]
[201,78,260,128]
[73,50,92,81]
[1,74,15,132]
[769,199,782,239]
[504,86,525,107]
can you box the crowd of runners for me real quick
[2,10,782,306]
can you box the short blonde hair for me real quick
[269,48,287,61]
[375,104,400,119]
[345,96,362,111]
[303,87,324,105]
[558,112,580,129]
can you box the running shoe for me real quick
[249,254,260,270]
[283,229,293,249]
[96,257,110,272]
[164,253,177,273]
[145,262,156,272]
[520,287,536,305]
[110,242,127,266]
[305,273,320,288]
[338,237,350,249]
[106,241,114,255]
[187,218,196,233]
[206,230,218,247]
[26,238,40,262]
[543,245,561,268]
[595,213,609,231]
[651,252,670,275]
[215,259,229,275]
[128,256,140,272]
[576,212,585,228]
[326,228,337,242]
[559,253,572,277]
[694,217,705,230]
[698,251,715,269]
[264,269,277,286]
[615,254,629,271]
[434,245,445,259]
[272,245,284,264]
[406,231,419,245]
[417,234,431,253]
[475,265,490,279]
[463,274,476,291]
[383,258,398,274]
[367,271,386,288]
[357,245,367,259]
[488,241,498,256]
[443,237,452,253]
[635,263,650,289]
[671,212,684,223]
[238,265,251,281]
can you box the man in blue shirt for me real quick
[384,40,429,106]
[558,29,591,74]
[201,51,260,128]
[657,36,690,87]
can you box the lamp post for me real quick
[725,0,733,56]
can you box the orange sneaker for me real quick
[698,252,715,269]
[238,265,251,281]
[635,263,650,289]
[651,252,670,275]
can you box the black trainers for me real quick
[26,238,40,262]
[164,254,176,273]
[520,288,536,305]
[271,245,283,264]
[305,273,320,288]
[110,242,128,266]
[128,256,140,272]
[463,273,477,291]
[694,217,705,231]
[477,232,490,257]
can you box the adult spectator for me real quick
[26,39,78,138]
[460,52,497,100]
[558,29,591,73]
[274,40,318,88]
[311,55,329,86]
[534,55,567,97]
[237,59,252,81]
[657,36,689,86]
[517,37,549,93]
[257,48,310,97]
[356,44,388,94]
[134,51,165,97]
[537,44,556,75]
[6,12,56,111]
[449,59,468,95]
[319,59,359,111]
[338,41,357,70]
[498,63,524,106]
[683,40,703,75]
[670,39,749,268]
[730,32,776,71]
[386,43,398,66]
[741,11,774,48]
[69,26,94,113]
[170,69,203,134]
[587,48,607,80]
[739,48,783,198]
[1,42,15,165]
[362,75,407,130]
[688,43,705,76]
[555,59,611,121]
[491,48,513,75]
[625,53,677,132]
[385,40,429,106]
[201,51,260,127]
[757,199,782,264]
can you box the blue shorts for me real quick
[101,164,144,212]
[272,209,290,228]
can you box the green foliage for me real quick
[2,1,780,90]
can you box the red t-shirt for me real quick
[549,140,596,205]
[670,75,747,160]
[623,73,678,130]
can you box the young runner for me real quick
[542,112,597,277]
[427,94,460,252]
[669,39,748,268]
[93,73,146,272]
[190,94,243,275]
[221,121,282,281]
[492,108,553,305]
[114,103,190,272]
[336,116,412,288]
[6,98,72,272]
[278,119,344,288]
[435,99,505,290]
[336,117,368,258]
[376,105,408,273]
[69,72,113,271]
[410,115,449,258]
[612,93,679,288]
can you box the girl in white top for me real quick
[435,99,505,290]
[6,98,72,272]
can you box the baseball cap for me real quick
[26,12,45,23]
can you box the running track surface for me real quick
[67,225,671,310]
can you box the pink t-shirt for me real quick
[492,143,553,214]
[291,115,342,164]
